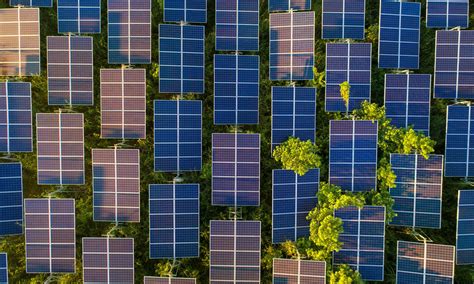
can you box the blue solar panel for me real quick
[154,100,202,172]
[457,190,474,265]
[384,74,431,136]
[322,0,365,39]
[379,1,420,70]
[0,82,33,153]
[214,54,259,125]
[10,0,51,6]
[0,163,23,236]
[215,0,259,51]
[272,169,319,244]
[329,120,378,192]
[333,206,385,281]
[164,0,206,23]
[0,253,7,284]
[269,0,311,11]
[273,259,326,284]
[159,24,205,94]
[57,0,101,34]
[149,184,199,259]
[325,43,372,112]
[427,0,469,28]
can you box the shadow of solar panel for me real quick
[100,68,146,139]
[0,82,33,153]
[25,198,76,273]
[378,1,420,69]
[0,253,7,284]
[214,54,259,125]
[396,241,455,284]
[164,0,206,23]
[456,190,474,265]
[144,277,196,284]
[149,184,199,259]
[427,0,468,28]
[210,220,261,283]
[10,0,51,6]
[269,0,311,11]
[36,113,85,185]
[57,0,101,34]
[0,8,40,76]
[212,133,260,206]
[269,11,315,81]
[322,0,365,39]
[159,24,205,94]
[108,0,151,64]
[325,43,371,112]
[272,169,319,244]
[0,163,23,236]
[83,237,134,283]
[273,258,326,284]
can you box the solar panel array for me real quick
[0,81,33,153]
[325,43,372,112]
[434,30,474,100]
[212,133,260,207]
[25,198,76,273]
[108,0,151,64]
[269,0,311,12]
[57,0,101,34]
[273,258,326,284]
[47,36,94,106]
[0,163,23,236]
[426,0,469,28]
[159,24,205,94]
[82,237,134,283]
[396,241,455,284]
[144,277,196,284]
[215,0,259,51]
[100,68,146,139]
[378,1,420,70]
[149,184,199,259]
[456,190,474,265]
[164,0,206,23]
[269,11,315,81]
[322,0,365,39]
[329,120,378,192]
[0,253,7,284]
[385,74,431,136]
[333,206,386,281]
[10,0,51,7]
[0,8,40,76]
[209,220,261,283]
[214,54,259,125]
[272,169,319,244]
[36,113,85,185]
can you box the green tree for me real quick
[339,81,351,116]
[329,265,364,284]
[273,137,321,176]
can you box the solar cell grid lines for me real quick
[0,253,7,284]
[456,190,474,265]
[427,0,469,28]
[144,277,196,284]
[273,258,326,284]
[24,198,76,274]
[0,8,40,76]
[57,0,101,34]
[0,163,23,236]
[10,0,52,7]
[164,0,207,23]
[269,0,311,12]
[322,0,366,39]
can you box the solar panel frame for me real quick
[144,277,197,284]
[269,0,311,12]
[321,0,366,39]
[456,190,474,265]
[9,0,52,7]
[163,0,207,23]
[0,162,23,237]
[0,253,7,284]
[57,0,101,34]
[273,258,326,284]
[426,0,469,29]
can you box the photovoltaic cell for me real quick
[396,241,455,284]
[57,0,101,34]
[149,184,199,259]
[329,120,378,192]
[272,169,319,244]
[273,258,326,284]
[36,113,85,185]
[456,190,474,265]
[25,198,76,273]
[212,133,260,206]
[0,253,7,284]
[269,11,315,81]
[144,277,196,284]
[164,0,206,23]
[159,24,205,94]
[0,163,23,236]
[10,0,51,7]
[269,0,311,12]
[325,43,372,112]
[154,100,202,173]
[322,0,365,39]
[210,220,261,283]
[333,206,386,281]
[427,0,469,28]
[100,68,146,139]
[214,54,259,125]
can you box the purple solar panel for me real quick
[273,258,326,284]
[144,277,196,284]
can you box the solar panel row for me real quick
[10,0,52,7]
[273,258,326,284]
[426,0,469,29]
[144,277,196,284]
[322,0,365,39]
[0,253,6,284]
[456,190,474,265]
[164,0,207,23]
[0,162,23,237]
[269,0,311,12]
[57,0,101,34]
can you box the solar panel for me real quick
[36,113,85,185]
[269,0,311,12]
[322,0,365,39]
[273,258,326,284]
[212,133,260,206]
[144,277,196,284]
[108,0,151,64]
[154,100,202,173]
[25,198,76,273]
[0,8,40,76]
[164,0,206,23]
[329,120,378,192]
[325,43,372,112]
[100,68,146,139]
[57,0,101,34]
[159,24,205,94]
[272,169,319,244]
[333,206,386,281]
[210,220,261,283]
[0,253,7,284]
[396,241,455,284]
[214,54,259,125]
[269,11,315,81]
[0,81,33,153]
[427,0,469,28]
[10,0,51,7]
[149,184,199,259]
[0,162,23,236]
[378,1,420,70]
[215,0,259,51]
[271,86,316,149]
[456,190,474,265]
[434,30,474,100]
[47,36,94,106]
[92,148,140,223]
[82,237,134,283]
